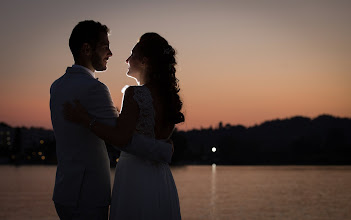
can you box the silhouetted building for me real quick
[0,123,56,164]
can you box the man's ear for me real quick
[81,43,92,56]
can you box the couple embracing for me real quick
[50,20,183,220]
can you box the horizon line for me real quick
[1,113,350,132]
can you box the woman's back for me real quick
[146,85,175,140]
[110,85,181,220]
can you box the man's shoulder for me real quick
[50,75,65,93]
[51,72,107,90]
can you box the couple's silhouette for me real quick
[50,20,183,220]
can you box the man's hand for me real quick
[63,100,91,127]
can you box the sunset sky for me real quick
[0,0,350,131]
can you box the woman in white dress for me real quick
[64,32,183,219]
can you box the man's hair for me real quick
[69,20,110,61]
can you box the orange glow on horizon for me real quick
[1,1,350,131]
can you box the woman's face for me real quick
[126,46,145,82]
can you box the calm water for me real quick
[0,165,351,220]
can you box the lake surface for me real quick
[0,165,350,220]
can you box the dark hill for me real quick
[171,115,351,165]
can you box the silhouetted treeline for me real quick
[170,115,351,165]
[1,114,351,165]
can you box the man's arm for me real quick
[85,81,118,126]
[125,134,172,163]
[85,82,172,163]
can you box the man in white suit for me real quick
[50,20,172,220]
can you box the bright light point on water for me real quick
[212,147,216,153]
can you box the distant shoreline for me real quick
[1,114,351,166]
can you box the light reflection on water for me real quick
[171,165,351,220]
[210,164,216,219]
[1,165,351,220]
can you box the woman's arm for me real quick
[63,87,138,147]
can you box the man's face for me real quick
[91,32,112,71]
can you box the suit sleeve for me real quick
[86,83,172,163]
[86,82,118,126]
[126,134,173,163]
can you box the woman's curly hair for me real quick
[135,32,184,124]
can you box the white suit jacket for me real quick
[50,66,172,207]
